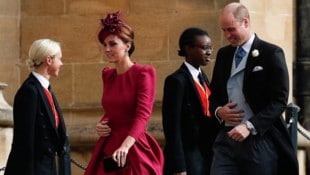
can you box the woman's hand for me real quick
[96,120,111,137]
[112,147,128,168]
[112,136,136,167]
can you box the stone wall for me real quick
[1,0,294,108]
[0,0,295,174]
[0,0,20,107]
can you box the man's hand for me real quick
[227,124,250,142]
[217,102,244,125]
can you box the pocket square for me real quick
[252,66,263,72]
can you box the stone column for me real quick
[0,82,13,175]
[296,1,310,175]
[0,82,13,127]
[296,0,310,129]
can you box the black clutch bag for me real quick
[103,156,127,172]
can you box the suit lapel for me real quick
[180,63,206,113]
[50,90,66,132]
[30,74,60,133]
[223,46,237,78]
[244,36,261,85]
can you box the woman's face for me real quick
[185,35,213,69]
[102,34,130,63]
[47,51,63,77]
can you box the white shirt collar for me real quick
[240,33,255,53]
[231,34,256,75]
[184,61,201,79]
[32,71,50,89]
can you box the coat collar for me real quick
[29,73,63,133]
[244,35,262,77]
[180,63,210,85]
[179,63,209,114]
[230,34,256,77]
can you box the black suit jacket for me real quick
[209,35,298,175]
[5,73,71,175]
[162,63,220,174]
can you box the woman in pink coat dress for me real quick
[84,11,164,175]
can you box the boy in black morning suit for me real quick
[4,39,71,175]
[162,28,220,175]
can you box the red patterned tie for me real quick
[43,87,59,128]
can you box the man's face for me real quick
[220,13,247,46]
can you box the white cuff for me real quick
[245,121,257,135]
[215,106,223,123]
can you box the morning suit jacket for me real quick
[5,73,71,175]
[209,35,298,175]
[162,63,221,174]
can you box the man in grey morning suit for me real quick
[209,2,298,175]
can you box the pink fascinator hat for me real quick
[98,11,123,44]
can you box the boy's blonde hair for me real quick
[27,39,61,69]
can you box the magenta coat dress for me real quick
[84,63,164,175]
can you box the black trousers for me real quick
[210,127,278,175]
[163,147,211,175]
